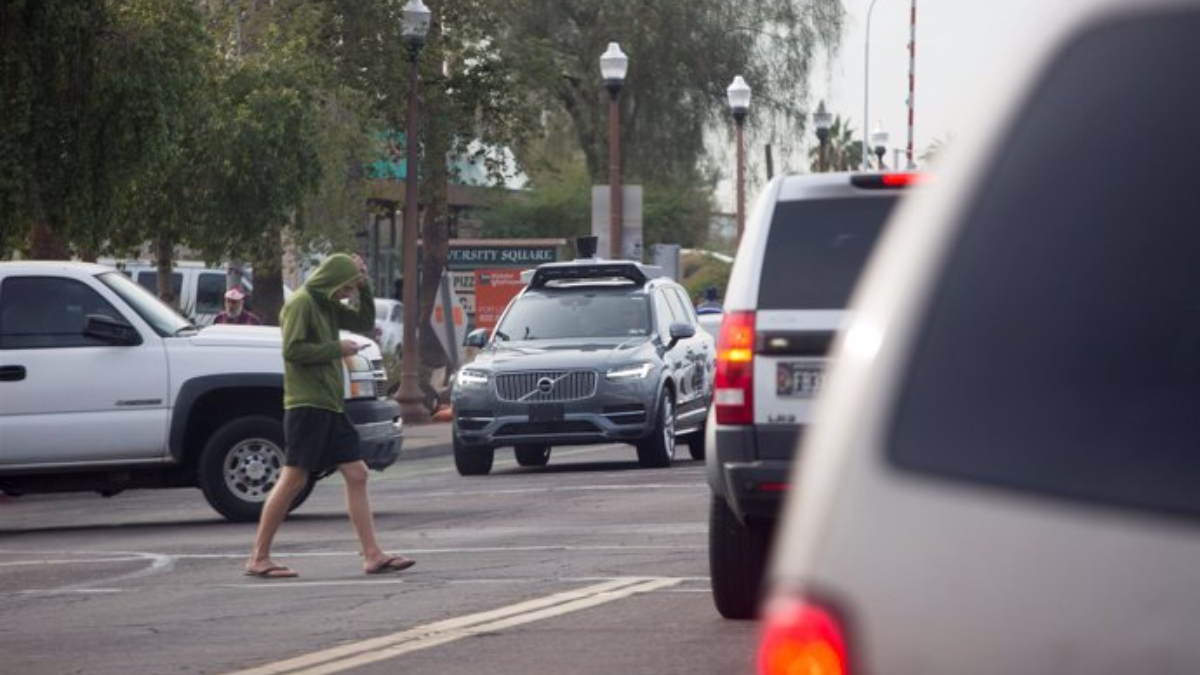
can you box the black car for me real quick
[450,251,715,476]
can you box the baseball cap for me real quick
[224,287,246,301]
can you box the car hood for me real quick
[470,337,657,372]
[191,325,381,358]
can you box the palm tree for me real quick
[808,115,864,172]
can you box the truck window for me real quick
[196,272,226,315]
[0,277,124,349]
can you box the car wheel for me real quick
[686,419,707,460]
[708,494,769,620]
[454,433,494,476]
[514,444,552,467]
[636,390,675,468]
[198,416,314,522]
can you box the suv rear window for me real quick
[756,196,897,310]
[890,11,1200,519]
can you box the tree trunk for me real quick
[29,222,69,260]
[252,230,285,327]
[154,231,177,311]
[418,14,451,396]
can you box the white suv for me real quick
[759,0,1200,673]
[706,172,919,619]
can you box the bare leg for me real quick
[245,466,310,575]
[339,460,412,572]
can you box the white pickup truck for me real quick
[0,260,403,521]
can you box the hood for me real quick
[191,324,381,359]
[191,324,284,349]
[470,337,656,372]
[304,253,362,303]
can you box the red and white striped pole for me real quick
[906,0,917,168]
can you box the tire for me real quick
[454,433,494,476]
[514,444,551,467]
[686,419,707,461]
[708,494,770,620]
[636,390,675,468]
[197,415,313,523]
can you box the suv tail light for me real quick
[715,310,755,424]
[758,596,850,675]
[850,172,925,188]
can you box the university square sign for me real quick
[445,239,566,321]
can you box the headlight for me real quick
[606,362,653,380]
[457,368,490,387]
[343,354,376,399]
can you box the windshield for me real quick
[97,270,196,337]
[495,292,650,341]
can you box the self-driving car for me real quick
[450,249,714,476]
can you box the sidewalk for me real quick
[399,418,453,461]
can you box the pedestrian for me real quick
[244,253,415,579]
[696,285,723,314]
[213,287,262,325]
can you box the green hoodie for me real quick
[280,253,376,411]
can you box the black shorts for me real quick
[284,407,362,472]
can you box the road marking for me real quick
[218,577,681,675]
[4,551,174,595]
[410,482,705,499]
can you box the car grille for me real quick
[495,421,600,437]
[495,370,597,402]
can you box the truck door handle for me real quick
[0,365,27,382]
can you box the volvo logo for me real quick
[536,377,554,393]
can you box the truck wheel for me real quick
[636,390,675,468]
[198,416,312,522]
[708,494,769,620]
[514,444,551,467]
[453,434,493,476]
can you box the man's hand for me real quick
[339,339,361,356]
[353,253,370,288]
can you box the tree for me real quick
[0,0,213,261]
[192,1,372,324]
[492,1,845,185]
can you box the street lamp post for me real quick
[726,76,751,242]
[863,0,884,170]
[396,0,431,422]
[600,42,628,259]
[870,122,890,170]
[814,100,833,173]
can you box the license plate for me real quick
[777,362,825,398]
[529,403,565,423]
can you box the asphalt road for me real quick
[0,436,759,675]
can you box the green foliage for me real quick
[0,0,214,258]
[642,178,714,249]
[680,251,732,304]
[479,164,592,240]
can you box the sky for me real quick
[716,0,1045,211]
[818,0,1043,163]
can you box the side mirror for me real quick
[84,314,141,346]
[465,327,490,348]
[665,321,696,351]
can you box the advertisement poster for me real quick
[473,269,526,331]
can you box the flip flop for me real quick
[365,556,416,575]
[244,565,299,579]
